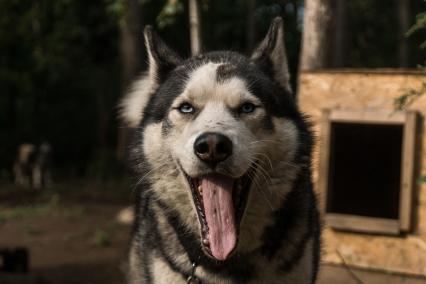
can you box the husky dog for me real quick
[13,142,52,189]
[121,17,320,284]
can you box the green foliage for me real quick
[1,0,425,179]
[24,224,44,235]
[342,0,426,67]
[0,194,59,223]
[156,0,184,29]
[394,81,426,111]
[0,0,120,176]
[420,175,426,183]
[93,229,111,247]
[406,1,426,49]
[345,0,398,67]
[395,2,426,111]
[106,0,126,19]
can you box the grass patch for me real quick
[0,178,132,201]
[24,224,43,235]
[0,194,87,223]
[93,229,111,247]
[0,194,59,222]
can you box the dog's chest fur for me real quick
[129,170,319,284]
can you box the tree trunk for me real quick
[299,0,333,70]
[397,0,410,67]
[120,0,143,90]
[189,0,201,55]
[331,0,345,68]
[246,0,256,52]
[117,0,143,163]
[95,73,108,154]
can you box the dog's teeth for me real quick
[202,238,210,245]
[198,185,203,194]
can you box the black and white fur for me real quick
[121,18,320,284]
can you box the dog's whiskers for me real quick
[246,168,274,210]
[250,152,273,171]
[249,139,287,146]
[246,155,273,185]
[135,162,174,187]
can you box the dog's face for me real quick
[170,62,261,179]
[122,18,304,261]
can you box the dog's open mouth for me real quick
[183,170,254,261]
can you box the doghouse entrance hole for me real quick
[326,122,403,220]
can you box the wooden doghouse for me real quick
[298,70,426,276]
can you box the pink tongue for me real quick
[201,174,237,261]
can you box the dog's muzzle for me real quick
[182,132,256,261]
[193,132,233,168]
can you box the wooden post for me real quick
[331,0,345,67]
[397,0,410,67]
[189,0,201,55]
[246,0,256,52]
[299,0,333,70]
[117,0,143,163]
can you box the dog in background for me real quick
[13,142,52,189]
[121,17,320,283]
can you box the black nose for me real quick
[194,132,233,166]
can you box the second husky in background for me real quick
[14,142,52,189]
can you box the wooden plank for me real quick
[300,68,426,75]
[326,213,400,235]
[329,109,406,124]
[399,111,418,231]
[318,109,332,214]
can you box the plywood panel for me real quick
[298,70,426,276]
[326,214,400,234]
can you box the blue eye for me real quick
[178,103,195,114]
[240,103,256,114]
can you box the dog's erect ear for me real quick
[251,17,291,93]
[144,25,182,84]
[119,27,182,128]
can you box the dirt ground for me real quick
[1,182,426,284]
[0,182,132,284]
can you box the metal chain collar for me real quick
[187,262,201,284]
